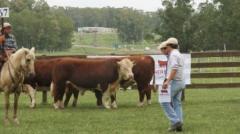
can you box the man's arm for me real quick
[162,69,177,89]
[0,35,5,45]
[162,54,179,89]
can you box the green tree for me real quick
[156,0,194,52]
[5,0,74,51]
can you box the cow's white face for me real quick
[117,58,134,80]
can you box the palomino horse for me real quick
[0,47,35,125]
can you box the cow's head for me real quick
[117,58,135,81]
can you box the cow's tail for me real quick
[50,81,55,97]
[150,56,157,93]
[152,74,157,93]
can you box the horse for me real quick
[0,47,35,125]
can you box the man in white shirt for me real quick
[158,37,185,132]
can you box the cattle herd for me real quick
[23,55,155,109]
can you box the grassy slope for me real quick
[0,89,240,134]
[36,32,157,56]
[73,32,119,47]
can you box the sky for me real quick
[45,0,207,12]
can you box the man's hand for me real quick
[162,69,177,90]
[162,80,170,90]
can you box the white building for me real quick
[78,27,117,33]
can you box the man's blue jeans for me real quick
[160,80,185,125]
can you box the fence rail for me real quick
[35,51,240,103]
[191,51,240,58]
[188,51,240,89]
[192,62,240,68]
[187,83,240,89]
[191,72,240,78]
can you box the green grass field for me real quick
[3,32,240,133]
[0,89,240,134]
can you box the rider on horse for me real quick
[0,22,18,69]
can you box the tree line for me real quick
[1,0,240,52]
[156,0,240,52]
[0,0,74,51]
[65,0,240,52]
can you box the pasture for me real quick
[0,89,240,134]
[37,32,157,56]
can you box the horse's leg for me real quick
[72,89,79,107]
[13,92,20,125]
[4,92,10,125]
[26,85,36,108]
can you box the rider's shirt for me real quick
[2,34,17,50]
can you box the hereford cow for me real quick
[23,57,67,108]
[52,58,135,109]
[64,55,155,108]
[24,55,85,91]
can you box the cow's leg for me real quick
[137,85,145,107]
[111,93,117,109]
[25,85,36,108]
[72,89,79,107]
[51,82,61,109]
[13,92,20,125]
[102,89,111,109]
[59,90,65,109]
[95,90,103,108]
[52,82,59,109]
[53,82,65,109]
[4,92,10,125]
[109,82,119,109]
[145,85,152,105]
[64,89,72,107]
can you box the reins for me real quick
[4,50,24,90]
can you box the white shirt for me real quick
[166,49,184,81]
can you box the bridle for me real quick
[5,50,24,90]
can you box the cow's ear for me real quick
[117,61,121,69]
[30,47,35,53]
[117,61,121,65]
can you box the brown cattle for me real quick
[24,58,61,88]
[124,56,155,106]
[23,58,63,107]
[23,55,86,107]
[64,55,155,108]
[52,58,134,109]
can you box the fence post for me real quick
[42,90,47,104]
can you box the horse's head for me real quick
[12,47,36,77]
